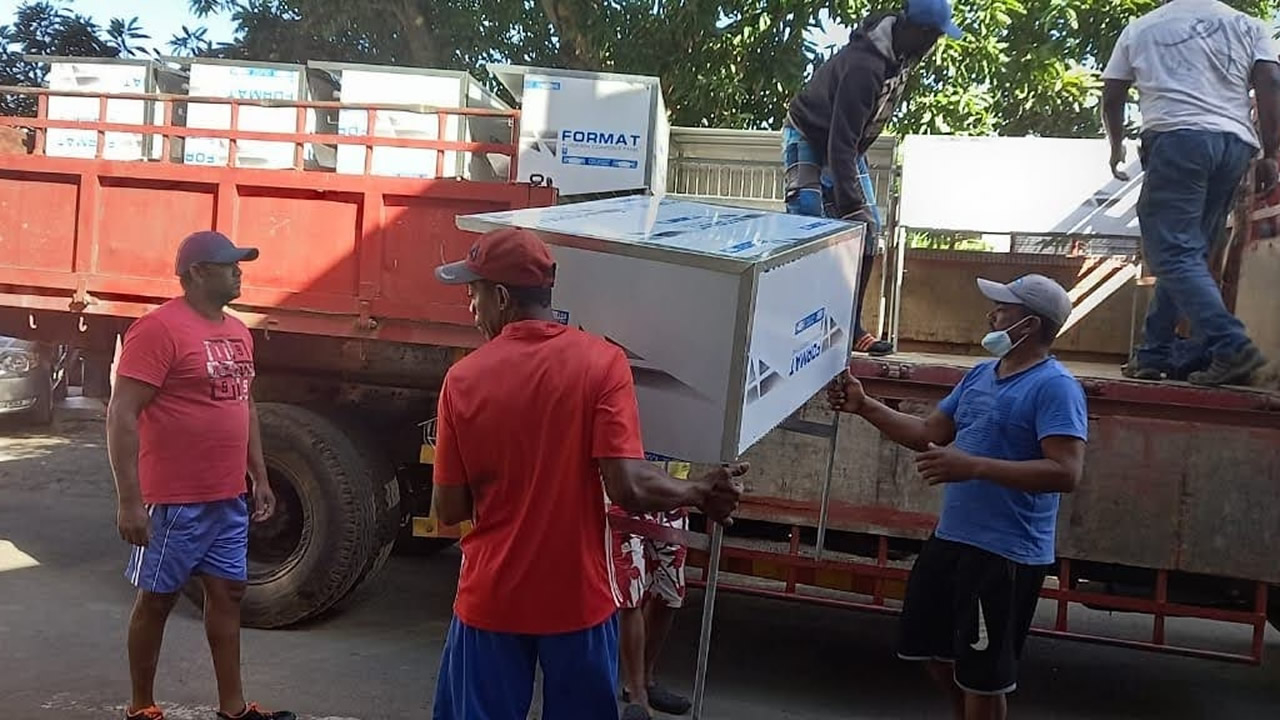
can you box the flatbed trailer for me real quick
[656,128,1280,665]
[683,351,1279,664]
[0,83,555,626]
[2,81,1278,671]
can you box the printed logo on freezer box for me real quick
[788,307,831,376]
[744,307,847,406]
[522,129,561,157]
[231,88,291,101]
[794,308,826,336]
[789,341,824,376]
[559,128,642,170]
[524,79,562,91]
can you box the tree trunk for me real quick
[392,0,447,67]
[540,0,601,69]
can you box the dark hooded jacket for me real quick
[786,12,916,218]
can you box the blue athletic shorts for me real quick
[124,495,250,594]
[432,613,620,720]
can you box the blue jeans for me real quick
[1135,129,1254,368]
[432,614,620,720]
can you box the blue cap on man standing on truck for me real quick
[175,230,260,276]
[905,0,963,39]
[977,274,1074,329]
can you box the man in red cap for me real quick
[430,227,748,720]
[108,230,293,720]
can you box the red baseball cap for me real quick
[435,228,556,289]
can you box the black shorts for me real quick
[896,535,1051,695]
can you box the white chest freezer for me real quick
[34,56,184,161]
[182,60,308,169]
[456,196,865,464]
[308,61,511,181]
[488,64,669,197]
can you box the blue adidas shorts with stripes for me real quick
[124,495,250,594]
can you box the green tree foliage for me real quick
[0,1,122,114]
[6,1,1280,136]
[866,0,1280,137]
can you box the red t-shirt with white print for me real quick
[115,298,255,505]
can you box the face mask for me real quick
[981,316,1031,358]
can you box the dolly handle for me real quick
[691,519,725,719]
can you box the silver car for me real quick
[0,336,64,425]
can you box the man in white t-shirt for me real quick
[1102,0,1280,387]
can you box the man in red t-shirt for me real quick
[107,231,294,720]
[430,227,748,720]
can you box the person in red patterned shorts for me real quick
[611,457,694,720]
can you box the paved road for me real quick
[2,411,1280,719]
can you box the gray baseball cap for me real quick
[977,274,1073,328]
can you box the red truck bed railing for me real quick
[0,86,557,347]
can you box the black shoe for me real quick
[646,683,692,715]
[216,704,296,720]
[1187,345,1266,387]
[1121,361,1165,381]
[621,704,652,720]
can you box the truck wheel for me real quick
[321,418,402,613]
[184,403,382,628]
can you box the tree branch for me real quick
[540,0,600,68]
[389,0,445,66]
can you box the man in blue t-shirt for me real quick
[828,273,1088,720]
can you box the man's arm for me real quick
[246,397,267,487]
[859,400,956,453]
[1252,60,1280,192]
[827,65,882,218]
[107,316,174,546]
[1100,26,1134,180]
[435,483,472,527]
[828,371,956,451]
[431,378,473,527]
[107,376,158,546]
[922,435,1084,493]
[599,459,745,524]
[245,397,277,521]
[599,459,704,513]
[1102,79,1132,175]
[593,349,743,523]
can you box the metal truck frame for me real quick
[0,84,555,626]
[1,87,1277,668]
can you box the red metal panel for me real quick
[231,187,362,300]
[850,356,1280,428]
[95,179,217,279]
[375,195,515,329]
[0,171,79,273]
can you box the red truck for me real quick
[1,84,1278,668]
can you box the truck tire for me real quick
[183,403,381,628]
[321,417,402,613]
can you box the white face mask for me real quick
[981,316,1032,358]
